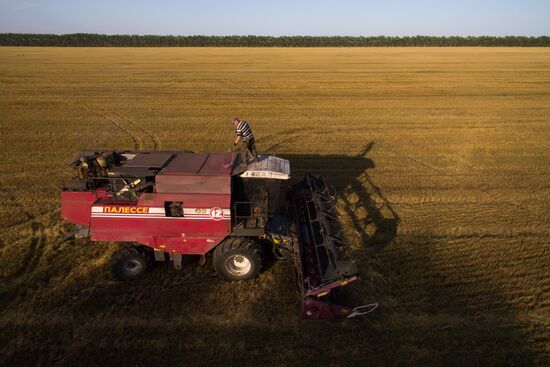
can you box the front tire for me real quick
[213,238,263,281]
[110,245,150,281]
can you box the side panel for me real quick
[61,190,101,225]
[89,193,231,255]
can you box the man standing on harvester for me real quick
[233,117,258,167]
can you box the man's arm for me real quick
[234,122,242,145]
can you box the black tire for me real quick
[110,245,150,281]
[213,237,263,281]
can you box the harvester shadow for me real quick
[341,172,400,252]
[278,149,538,365]
[282,146,399,253]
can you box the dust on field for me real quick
[0,47,549,366]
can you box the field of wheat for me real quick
[0,47,548,366]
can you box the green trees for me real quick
[0,33,548,47]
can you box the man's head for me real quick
[232,117,240,125]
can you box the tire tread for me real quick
[213,237,264,281]
[110,244,149,281]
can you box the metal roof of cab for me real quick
[240,155,290,180]
[159,152,234,176]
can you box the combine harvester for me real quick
[62,150,371,319]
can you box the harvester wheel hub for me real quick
[225,254,252,276]
[124,259,144,275]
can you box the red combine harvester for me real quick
[62,150,367,319]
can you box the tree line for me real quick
[1,33,549,47]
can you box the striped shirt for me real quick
[236,120,254,141]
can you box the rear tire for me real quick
[213,238,263,281]
[110,245,150,281]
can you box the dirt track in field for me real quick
[0,47,549,366]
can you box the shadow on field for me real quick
[280,144,539,366]
[281,141,400,253]
[375,230,541,366]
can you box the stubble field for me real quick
[0,47,549,366]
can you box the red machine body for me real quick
[62,152,234,255]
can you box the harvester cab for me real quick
[61,150,364,319]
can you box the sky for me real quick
[0,0,548,36]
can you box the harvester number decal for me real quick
[209,207,224,221]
